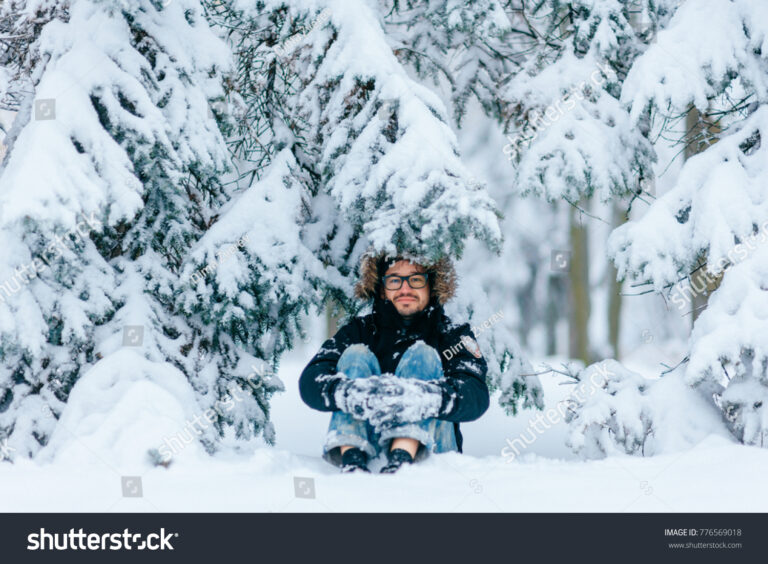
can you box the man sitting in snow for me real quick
[299,252,490,473]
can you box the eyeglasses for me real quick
[382,272,430,290]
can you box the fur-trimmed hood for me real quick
[353,251,457,305]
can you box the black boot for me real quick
[380,448,414,474]
[340,447,371,473]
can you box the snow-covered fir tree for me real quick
[381,0,527,125]
[1,0,538,459]
[0,0,288,459]
[500,0,675,203]
[452,107,549,414]
[203,0,545,414]
[610,0,768,447]
[360,1,551,411]
[489,1,679,364]
[208,0,503,272]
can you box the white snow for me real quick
[1,341,763,512]
[2,0,767,515]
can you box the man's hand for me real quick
[333,374,449,431]
[333,376,388,421]
[364,374,446,433]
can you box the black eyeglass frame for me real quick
[381,272,431,290]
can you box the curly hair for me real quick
[353,251,457,305]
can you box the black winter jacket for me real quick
[299,294,490,452]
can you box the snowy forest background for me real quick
[1,0,768,510]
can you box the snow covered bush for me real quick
[714,349,768,448]
[565,360,731,458]
[565,360,654,458]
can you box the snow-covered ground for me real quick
[1,336,766,513]
[2,0,768,518]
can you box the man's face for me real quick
[380,260,431,318]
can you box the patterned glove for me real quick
[332,375,388,420]
[364,374,447,433]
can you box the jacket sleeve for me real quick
[298,319,361,412]
[436,322,490,423]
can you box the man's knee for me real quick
[338,344,377,365]
[342,343,374,357]
[404,341,440,361]
[337,344,380,376]
[397,341,442,378]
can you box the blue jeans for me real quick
[322,342,458,467]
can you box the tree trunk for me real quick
[545,275,560,356]
[608,202,624,359]
[685,105,722,326]
[569,201,591,365]
[325,297,342,339]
